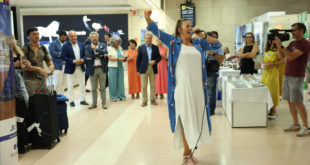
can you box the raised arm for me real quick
[144,10,174,47]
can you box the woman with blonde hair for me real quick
[11,37,31,107]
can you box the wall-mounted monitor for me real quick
[23,14,128,49]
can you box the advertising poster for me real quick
[254,22,264,54]
[23,14,129,49]
[0,0,18,165]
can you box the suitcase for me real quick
[16,97,31,153]
[27,77,60,149]
[57,94,69,135]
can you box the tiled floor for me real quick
[17,73,310,165]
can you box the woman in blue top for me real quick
[144,10,221,165]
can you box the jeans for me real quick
[207,72,218,113]
[15,70,29,108]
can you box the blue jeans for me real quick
[15,70,29,108]
[207,72,218,113]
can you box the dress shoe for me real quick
[120,98,126,101]
[88,104,97,109]
[80,101,89,105]
[85,89,91,93]
[136,95,140,99]
[131,95,135,99]
[160,94,164,99]
[151,100,158,105]
[141,102,147,107]
[70,101,75,107]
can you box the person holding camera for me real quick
[238,32,259,74]
[85,31,109,109]
[275,23,310,137]
[261,40,285,119]
[205,31,224,116]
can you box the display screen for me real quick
[181,3,195,27]
[23,14,128,49]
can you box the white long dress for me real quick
[174,44,211,149]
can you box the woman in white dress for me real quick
[144,10,222,165]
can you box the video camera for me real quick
[267,29,293,42]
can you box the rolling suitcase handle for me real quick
[47,74,55,95]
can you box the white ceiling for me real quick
[10,0,154,9]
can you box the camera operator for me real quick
[206,31,224,116]
[275,23,310,137]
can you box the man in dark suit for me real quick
[136,31,161,107]
[85,31,109,109]
[48,30,67,95]
[61,30,89,107]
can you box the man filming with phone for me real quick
[275,23,310,137]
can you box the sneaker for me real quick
[80,101,89,105]
[102,104,108,109]
[268,114,278,120]
[284,124,301,132]
[88,104,97,109]
[297,127,310,137]
[70,101,75,107]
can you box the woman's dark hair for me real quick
[265,40,277,52]
[175,19,190,38]
[128,39,137,47]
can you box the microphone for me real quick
[195,30,205,34]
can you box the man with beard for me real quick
[48,30,67,94]
[85,31,109,109]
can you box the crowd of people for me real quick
[10,9,310,165]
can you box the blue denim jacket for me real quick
[147,22,221,133]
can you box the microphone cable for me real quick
[182,99,208,165]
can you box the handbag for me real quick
[206,55,220,73]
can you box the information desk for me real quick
[222,77,273,127]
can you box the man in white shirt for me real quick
[61,30,89,107]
